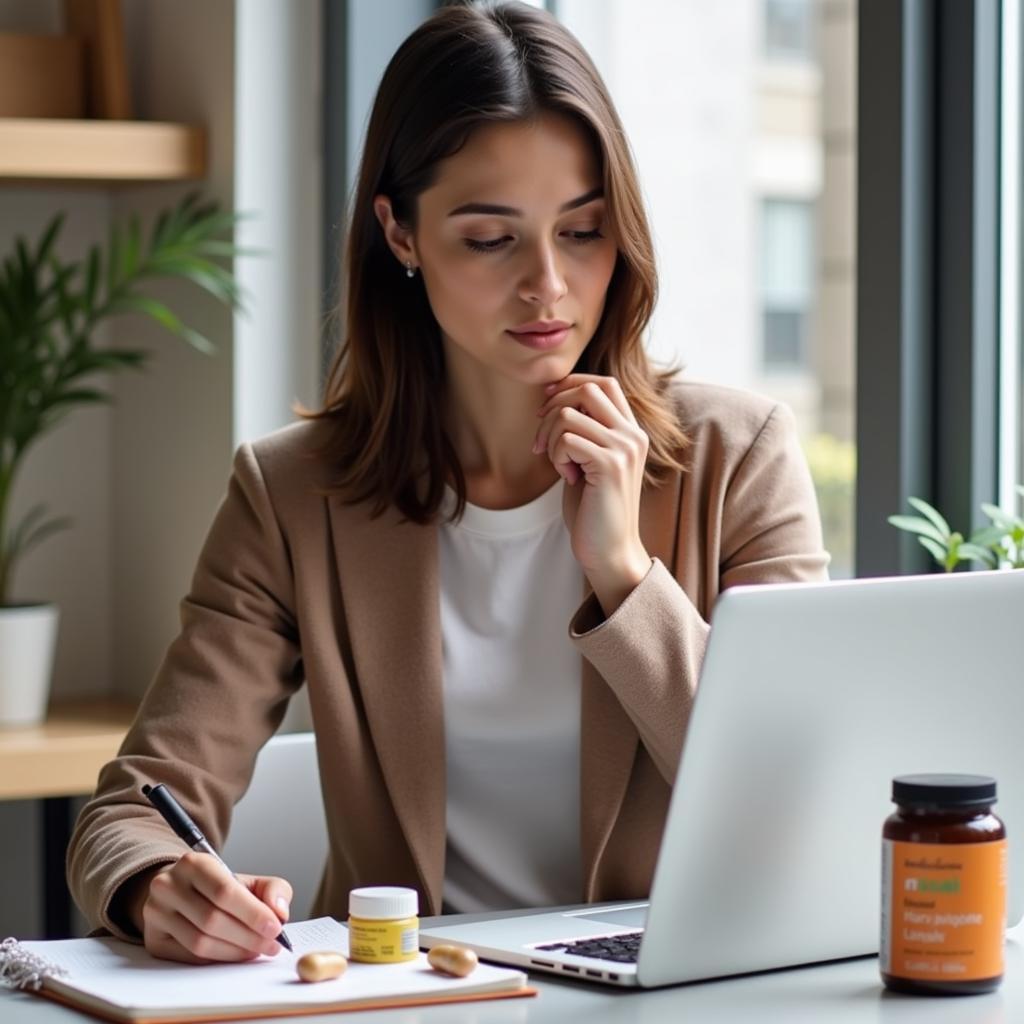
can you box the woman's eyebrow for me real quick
[447,186,604,218]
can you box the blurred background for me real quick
[0,0,1018,940]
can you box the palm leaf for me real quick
[34,213,65,266]
[107,293,217,355]
[1,190,253,588]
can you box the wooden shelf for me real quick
[0,698,136,800]
[0,118,206,183]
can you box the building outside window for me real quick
[764,0,816,62]
[555,0,857,576]
[761,197,814,371]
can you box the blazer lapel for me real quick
[329,497,446,914]
[579,475,683,899]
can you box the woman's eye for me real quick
[567,229,604,244]
[462,228,605,254]
[463,236,511,253]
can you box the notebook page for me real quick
[21,918,525,1011]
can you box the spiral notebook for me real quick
[0,917,533,1023]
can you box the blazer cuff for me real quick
[95,845,182,942]
[569,555,662,641]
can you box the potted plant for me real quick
[0,193,247,726]
[888,490,1024,572]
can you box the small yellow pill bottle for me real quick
[347,886,420,964]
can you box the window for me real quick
[556,0,857,576]
[1001,0,1023,515]
[764,0,816,62]
[761,198,814,370]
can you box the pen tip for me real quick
[278,931,293,952]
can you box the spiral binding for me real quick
[0,936,69,991]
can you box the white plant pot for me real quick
[0,603,60,727]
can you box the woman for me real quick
[68,0,829,964]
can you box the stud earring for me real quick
[405,261,416,278]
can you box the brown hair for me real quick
[302,0,689,523]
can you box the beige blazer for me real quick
[67,380,830,939]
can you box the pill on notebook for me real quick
[427,945,478,977]
[296,951,348,982]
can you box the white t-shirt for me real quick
[439,479,583,912]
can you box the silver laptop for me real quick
[420,569,1024,987]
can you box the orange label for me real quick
[880,838,1007,982]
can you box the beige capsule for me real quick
[296,951,348,983]
[427,944,479,977]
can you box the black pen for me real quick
[142,782,293,952]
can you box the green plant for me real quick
[888,489,1024,572]
[0,193,249,606]
[803,432,856,578]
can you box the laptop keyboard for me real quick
[534,931,643,964]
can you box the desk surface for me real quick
[3,920,1021,1023]
[0,699,135,800]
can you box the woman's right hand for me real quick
[127,852,293,963]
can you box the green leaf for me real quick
[888,515,947,545]
[958,543,999,567]
[193,240,265,259]
[907,496,951,539]
[108,292,184,332]
[2,504,72,570]
[123,211,142,282]
[981,502,1012,526]
[148,261,243,310]
[84,245,101,313]
[107,294,217,355]
[917,536,948,567]
[944,533,964,573]
[969,525,1008,548]
[34,214,65,266]
[42,388,111,409]
[106,221,122,295]
[68,348,148,374]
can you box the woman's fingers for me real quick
[141,852,285,962]
[551,432,604,485]
[152,913,265,964]
[537,404,647,488]
[534,378,644,459]
[184,854,284,942]
[538,406,613,481]
[539,374,636,424]
[164,877,281,956]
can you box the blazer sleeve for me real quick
[567,401,830,783]
[66,442,304,941]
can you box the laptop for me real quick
[420,569,1024,987]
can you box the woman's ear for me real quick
[373,195,418,270]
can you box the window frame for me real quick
[856,0,1002,576]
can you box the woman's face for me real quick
[376,113,619,388]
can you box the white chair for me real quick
[221,732,328,920]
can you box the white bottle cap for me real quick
[348,886,419,920]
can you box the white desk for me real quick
[3,913,1021,1023]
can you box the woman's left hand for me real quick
[534,373,652,615]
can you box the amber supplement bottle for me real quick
[880,774,1007,995]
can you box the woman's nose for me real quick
[518,241,568,306]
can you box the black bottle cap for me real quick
[892,773,997,807]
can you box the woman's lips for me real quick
[505,326,571,350]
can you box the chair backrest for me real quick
[222,732,328,919]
